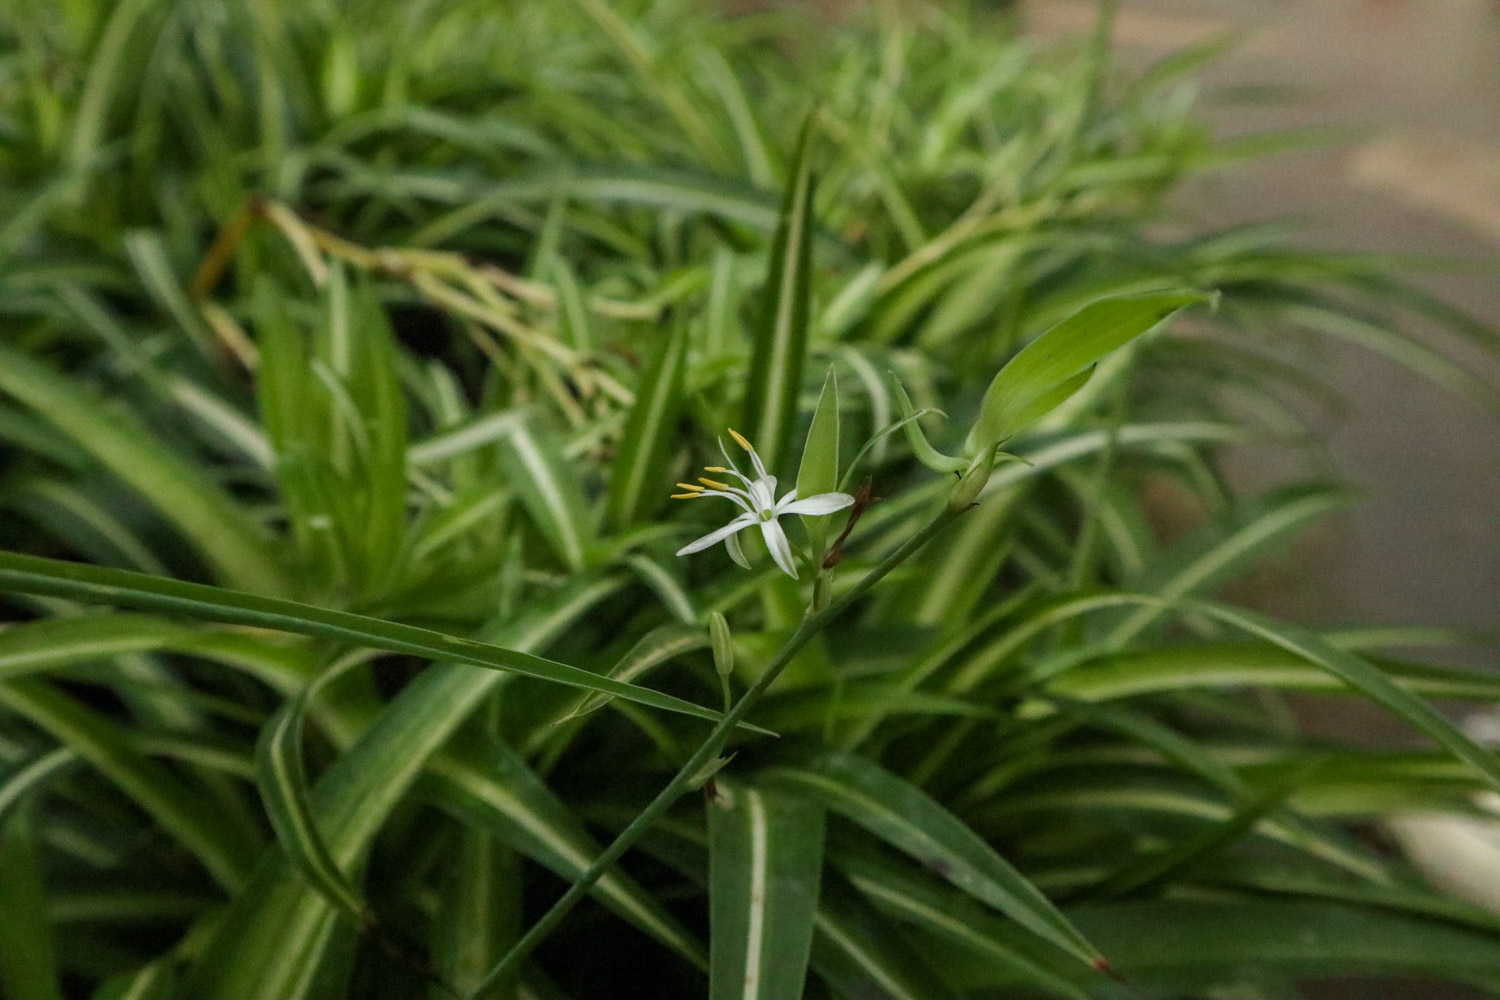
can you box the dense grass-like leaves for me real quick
[1,1,1497,997]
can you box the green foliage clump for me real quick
[1,2,1498,999]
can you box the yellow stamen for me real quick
[670,492,700,500]
[704,466,727,473]
[699,478,732,490]
[675,483,705,492]
[727,428,754,451]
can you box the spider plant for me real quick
[1,2,1498,1000]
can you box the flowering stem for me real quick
[465,504,967,997]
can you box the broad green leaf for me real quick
[709,778,826,1000]
[0,553,725,724]
[764,752,1104,968]
[177,579,623,999]
[608,317,689,527]
[0,809,63,1000]
[0,346,282,595]
[837,851,1091,1000]
[964,289,1208,455]
[428,732,706,967]
[499,422,593,572]
[430,831,520,1000]
[0,612,312,695]
[522,622,713,761]
[743,117,816,472]
[811,871,963,1000]
[1044,643,1500,704]
[796,366,842,552]
[0,680,259,893]
[1060,900,1500,990]
[1189,600,1500,794]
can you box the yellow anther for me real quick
[675,482,705,492]
[699,478,732,490]
[727,428,754,451]
[670,492,701,500]
[704,466,727,473]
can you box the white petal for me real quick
[778,492,856,516]
[760,518,798,579]
[724,529,752,569]
[699,488,753,514]
[676,513,757,556]
[748,475,777,511]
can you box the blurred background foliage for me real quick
[1,1,1498,998]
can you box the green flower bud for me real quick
[947,448,995,511]
[708,611,734,680]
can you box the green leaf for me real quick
[0,346,283,595]
[764,752,1104,968]
[0,680,259,893]
[888,374,965,473]
[178,579,623,999]
[254,658,372,929]
[709,778,826,1000]
[964,289,1208,455]
[0,552,726,724]
[0,748,76,828]
[499,422,594,572]
[428,732,707,968]
[0,808,63,1000]
[608,317,690,527]
[1062,900,1500,989]
[123,229,218,359]
[796,366,842,552]
[1187,600,1500,794]
[0,612,312,695]
[1107,483,1353,645]
[743,117,816,472]
[836,851,1091,1000]
[1044,642,1500,704]
[430,831,521,1000]
[811,871,963,1000]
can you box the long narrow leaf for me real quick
[764,752,1105,969]
[0,347,282,594]
[743,118,816,472]
[709,779,826,1000]
[0,552,727,724]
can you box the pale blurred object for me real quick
[1389,713,1500,915]
[1350,138,1500,243]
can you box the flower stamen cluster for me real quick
[672,428,854,579]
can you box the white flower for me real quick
[673,428,854,579]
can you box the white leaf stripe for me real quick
[843,870,1091,1000]
[710,781,825,1000]
[258,695,367,925]
[503,425,588,570]
[743,788,770,1000]
[813,911,921,1000]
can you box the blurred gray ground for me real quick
[1025,0,1500,673]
